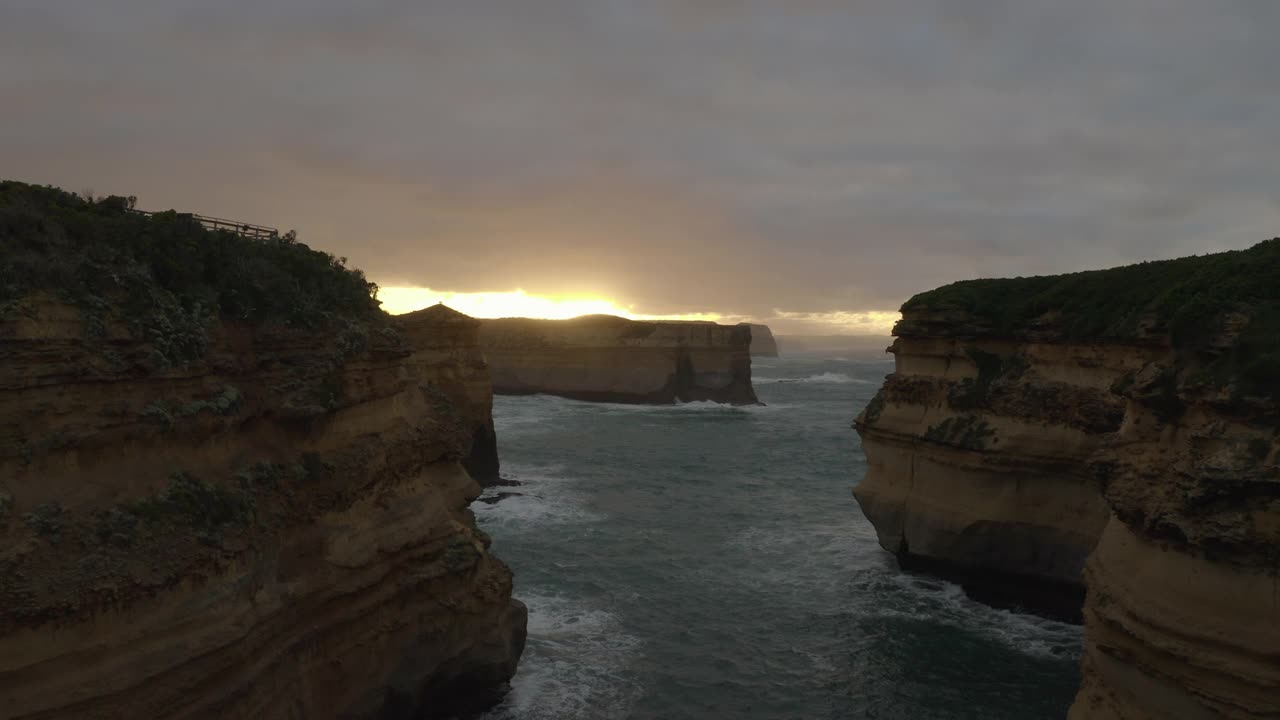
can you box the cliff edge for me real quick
[479,315,758,405]
[0,182,525,719]
[744,323,779,357]
[854,239,1280,718]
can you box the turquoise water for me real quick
[475,353,1081,720]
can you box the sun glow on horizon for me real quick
[376,286,899,334]
[769,309,900,335]
[377,287,728,323]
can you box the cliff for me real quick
[854,239,1280,718]
[479,315,758,405]
[0,182,525,719]
[744,323,779,356]
[398,309,501,486]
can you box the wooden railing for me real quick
[129,209,279,240]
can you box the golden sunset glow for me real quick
[376,287,899,334]
[377,287,730,323]
[769,309,900,335]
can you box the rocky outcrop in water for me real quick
[743,323,779,357]
[479,315,758,405]
[855,240,1280,718]
[0,182,525,719]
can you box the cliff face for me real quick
[398,309,502,486]
[0,182,525,719]
[1071,380,1279,720]
[855,240,1280,719]
[479,315,758,405]
[0,301,525,719]
[744,323,779,357]
[853,326,1140,618]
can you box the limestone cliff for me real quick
[479,315,758,405]
[853,331,1132,619]
[744,323,779,357]
[854,239,1280,718]
[398,308,501,486]
[0,182,525,719]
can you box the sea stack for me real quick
[854,239,1280,718]
[479,315,758,405]
[0,182,526,719]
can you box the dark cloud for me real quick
[4,1,1280,328]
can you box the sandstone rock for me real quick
[0,300,526,719]
[397,304,501,485]
[479,315,758,405]
[856,241,1280,718]
[853,333,1140,620]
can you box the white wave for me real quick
[474,466,604,526]
[754,372,871,385]
[730,524,1081,662]
[496,394,767,418]
[590,399,771,414]
[862,574,1082,661]
[479,594,643,720]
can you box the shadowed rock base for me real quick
[895,553,1086,624]
[463,423,501,485]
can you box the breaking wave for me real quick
[478,594,643,720]
[753,372,870,385]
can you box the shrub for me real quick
[860,390,886,426]
[0,180,384,364]
[924,415,997,450]
[140,386,244,430]
[140,403,174,428]
[23,502,68,538]
[902,239,1280,401]
[125,472,254,530]
[948,347,1028,410]
[300,452,333,481]
[0,489,12,525]
[93,506,140,547]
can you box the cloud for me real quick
[4,1,1280,333]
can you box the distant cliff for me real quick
[0,182,525,719]
[854,239,1280,719]
[479,315,758,405]
[744,323,779,356]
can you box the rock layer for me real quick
[855,241,1280,718]
[743,323,779,357]
[0,301,526,719]
[479,315,758,405]
[398,307,502,486]
[1070,385,1280,719]
[853,329,1142,619]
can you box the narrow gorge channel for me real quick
[475,353,1082,720]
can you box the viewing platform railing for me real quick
[129,209,279,240]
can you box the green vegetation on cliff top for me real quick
[0,180,382,335]
[902,239,1280,400]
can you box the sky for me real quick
[4,1,1279,334]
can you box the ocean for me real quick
[474,353,1081,720]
